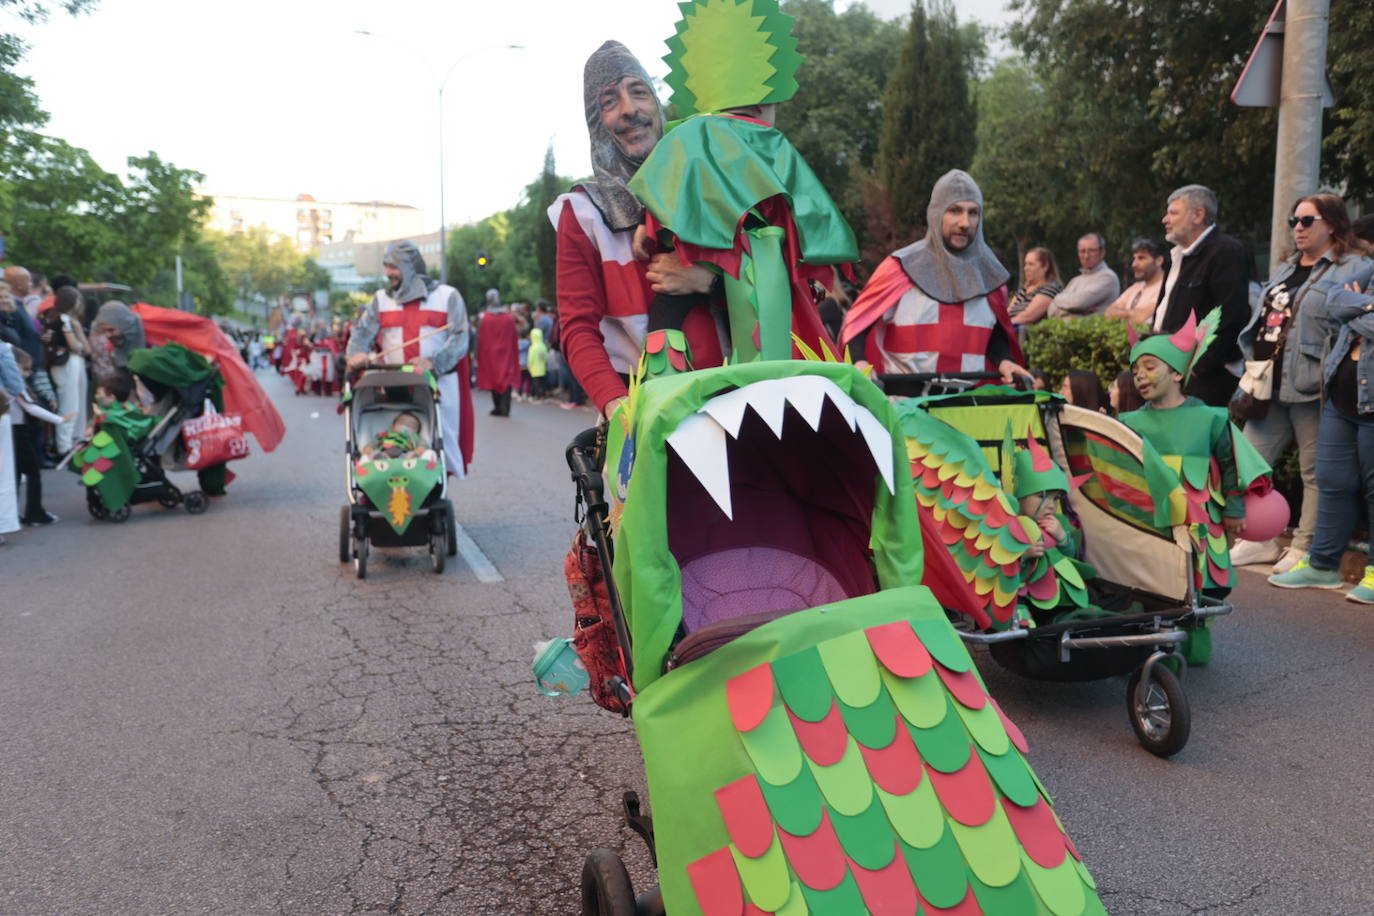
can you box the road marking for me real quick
[452,523,504,583]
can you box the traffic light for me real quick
[476,251,490,270]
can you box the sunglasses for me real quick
[1288,215,1325,228]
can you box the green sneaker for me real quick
[1267,554,1343,589]
[1348,567,1374,604]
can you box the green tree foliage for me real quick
[875,0,976,244]
[776,0,903,245]
[446,159,577,312]
[1325,0,1374,199]
[207,226,323,308]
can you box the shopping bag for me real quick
[182,400,250,469]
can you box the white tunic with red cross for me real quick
[873,286,1005,374]
[375,287,464,478]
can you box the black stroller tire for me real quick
[580,849,635,916]
[87,490,108,520]
[110,504,131,523]
[339,506,352,563]
[430,526,446,575]
[184,491,209,515]
[1127,661,1190,757]
[158,487,181,508]
[354,532,368,579]
[444,499,458,557]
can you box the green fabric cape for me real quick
[627,114,857,263]
[127,342,229,495]
[354,452,441,535]
[606,361,923,689]
[70,426,138,512]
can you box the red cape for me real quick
[839,256,1022,367]
[132,304,286,452]
[455,353,475,472]
[476,311,520,391]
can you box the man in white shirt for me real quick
[1048,233,1120,318]
[1104,239,1166,324]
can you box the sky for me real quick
[7,0,1015,232]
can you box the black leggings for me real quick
[12,423,45,522]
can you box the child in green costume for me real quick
[91,371,154,444]
[627,0,857,377]
[1119,310,1271,663]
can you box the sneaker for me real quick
[1230,538,1280,567]
[1348,567,1374,604]
[1272,545,1303,575]
[1268,555,1343,589]
[23,513,58,527]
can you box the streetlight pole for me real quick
[354,32,522,285]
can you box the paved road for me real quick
[3,370,1372,914]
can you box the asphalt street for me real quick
[3,370,1373,915]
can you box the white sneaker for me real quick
[1272,545,1304,575]
[1230,537,1281,567]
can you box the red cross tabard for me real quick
[882,302,994,373]
[378,300,448,362]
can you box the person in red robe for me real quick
[475,289,520,417]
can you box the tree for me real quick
[533,143,560,302]
[874,0,976,244]
[776,0,904,246]
[1325,0,1374,199]
[208,226,313,307]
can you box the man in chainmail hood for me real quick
[840,170,1028,383]
[347,240,474,477]
[548,40,725,418]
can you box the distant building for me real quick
[201,192,428,253]
[317,230,444,293]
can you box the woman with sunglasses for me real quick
[1236,194,1373,575]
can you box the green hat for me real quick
[662,0,805,115]
[1128,307,1220,382]
[1009,427,1070,499]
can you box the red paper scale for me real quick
[788,703,849,767]
[687,847,745,916]
[925,752,996,827]
[1000,797,1068,870]
[715,776,777,859]
[777,809,848,891]
[726,664,775,732]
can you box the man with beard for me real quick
[347,241,473,477]
[550,40,724,418]
[840,170,1027,383]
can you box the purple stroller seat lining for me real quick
[680,546,851,632]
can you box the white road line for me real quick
[452,523,504,583]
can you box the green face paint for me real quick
[1131,355,1183,404]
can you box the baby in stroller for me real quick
[361,411,430,461]
[89,370,154,444]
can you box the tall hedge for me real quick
[1021,316,1140,389]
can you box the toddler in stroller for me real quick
[71,367,212,522]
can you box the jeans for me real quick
[1243,399,1320,551]
[1308,404,1374,570]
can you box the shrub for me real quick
[1021,316,1143,390]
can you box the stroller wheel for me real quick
[158,488,182,508]
[87,490,109,520]
[430,526,446,574]
[1127,659,1190,757]
[444,498,458,557]
[580,849,635,916]
[184,491,209,515]
[109,504,132,524]
[354,532,368,579]
[339,506,352,563]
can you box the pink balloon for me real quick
[1241,488,1290,543]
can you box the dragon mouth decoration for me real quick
[664,376,897,633]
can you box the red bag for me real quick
[564,529,630,714]
[181,401,250,469]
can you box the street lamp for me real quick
[353,32,523,284]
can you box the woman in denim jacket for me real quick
[1238,194,1374,573]
[1265,196,1374,595]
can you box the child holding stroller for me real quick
[1119,310,1270,663]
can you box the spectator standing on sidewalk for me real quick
[1048,234,1120,318]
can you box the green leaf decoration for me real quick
[835,688,898,750]
[911,619,973,673]
[906,703,973,774]
[874,777,945,850]
[81,468,103,487]
[948,801,1022,888]
[771,646,832,722]
[976,745,1040,809]
[91,431,113,448]
[806,739,873,816]
[662,0,803,115]
[739,702,804,786]
[1021,851,1088,916]
[881,667,951,729]
[900,826,971,908]
[954,700,1012,758]
[774,880,809,916]
[817,628,882,707]
[796,869,867,916]
[729,834,791,911]
[829,795,898,871]
[758,763,825,836]
[972,871,1052,915]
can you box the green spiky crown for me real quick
[662,0,804,115]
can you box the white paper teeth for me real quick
[667,411,733,518]
[667,377,899,515]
